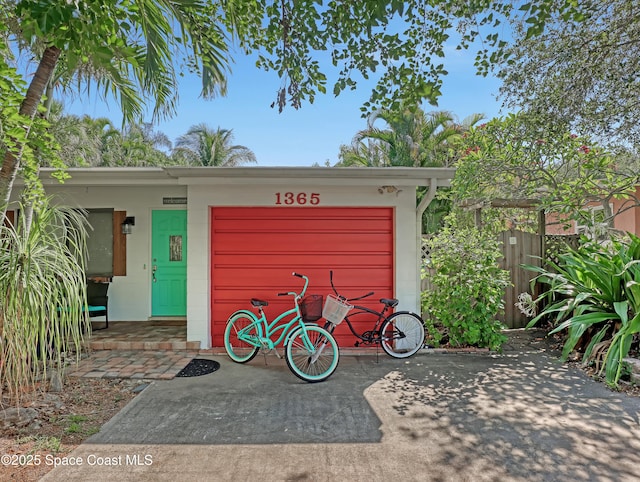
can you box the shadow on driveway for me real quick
[46,334,640,481]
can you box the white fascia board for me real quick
[167,166,456,187]
[33,166,455,188]
[32,167,179,186]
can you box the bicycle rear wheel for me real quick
[380,312,425,358]
[285,325,340,383]
[224,312,260,363]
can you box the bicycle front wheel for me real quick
[380,312,425,358]
[285,325,340,383]
[224,312,260,363]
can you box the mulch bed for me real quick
[175,359,220,377]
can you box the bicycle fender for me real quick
[227,310,264,341]
[226,309,259,323]
[391,310,424,321]
[283,327,297,346]
[283,322,305,346]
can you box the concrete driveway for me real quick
[43,332,640,481]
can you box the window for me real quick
[85,209,127,277]
[576,205,611,241]
[3,210,14,227]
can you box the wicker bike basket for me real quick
[300,294,323,322]
[322,294,352,325]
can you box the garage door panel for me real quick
[210,207,394,347]
[220,233,391,253]
[213,207,390,221]
[214,218,392,233]
[212,268,391,294]
[212,253,390,269]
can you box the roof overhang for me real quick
[29,166,455,188]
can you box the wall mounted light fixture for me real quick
[121,216,135,235]
[377,185,403,196]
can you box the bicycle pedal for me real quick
[354,342,360,347]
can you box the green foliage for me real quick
[0,197,90,403]
[63,414,97,435]
[219,0,592,115]
[0,43,29,159]
[0,39,63,199]
[452,114,638,233]
[11,0,231,123]
[173,124,257,167]
[340,108,483,168]
[422,218,510,351]
[498,1,640,150]
[43,106,173,167]
[526,234,640,386]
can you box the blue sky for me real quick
[66,46,504,167]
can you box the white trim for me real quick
[28,166,455,187]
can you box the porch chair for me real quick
[86,280,109,330]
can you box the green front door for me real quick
[151,210,187,316]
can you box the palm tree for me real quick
[46,105,120,167]
[353,108,484,167]
[0,0,232,215]
[336,140,389,167]
[173,124,257,166]
[353,108,424,166]
[102,123,172,167]
[48,108,175,167]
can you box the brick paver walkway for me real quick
[66,350,196,380]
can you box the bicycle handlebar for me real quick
[329,270,375,302]
[277,272,309,298]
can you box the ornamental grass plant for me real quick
[0,198,90,403]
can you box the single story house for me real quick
[545,186,640,238]
[10,166,454,349]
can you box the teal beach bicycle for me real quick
[223,272,340,383]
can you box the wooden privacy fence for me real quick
[422,231,581,329]
[496,229,542,328]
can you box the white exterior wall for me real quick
[16,185,188,322]
[10,167,454,350]
[187,183,419,348]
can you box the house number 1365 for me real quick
[275,192,320,205]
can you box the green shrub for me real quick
[422,225,510,351]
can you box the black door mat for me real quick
[176,359,220,377]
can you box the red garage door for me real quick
[210,207,394,347]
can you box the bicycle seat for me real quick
[251,298,269,307]
[380,298,398,308]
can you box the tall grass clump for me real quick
[0,198,90,402]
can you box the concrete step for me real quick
[87,340,201,351]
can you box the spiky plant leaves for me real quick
[0,198,90,403]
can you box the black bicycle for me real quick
[322,271,425,358]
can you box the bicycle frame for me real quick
[234,276,318,353]
[325,270,419,345]
[338,304,389,343]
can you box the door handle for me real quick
[152,265,157,283]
